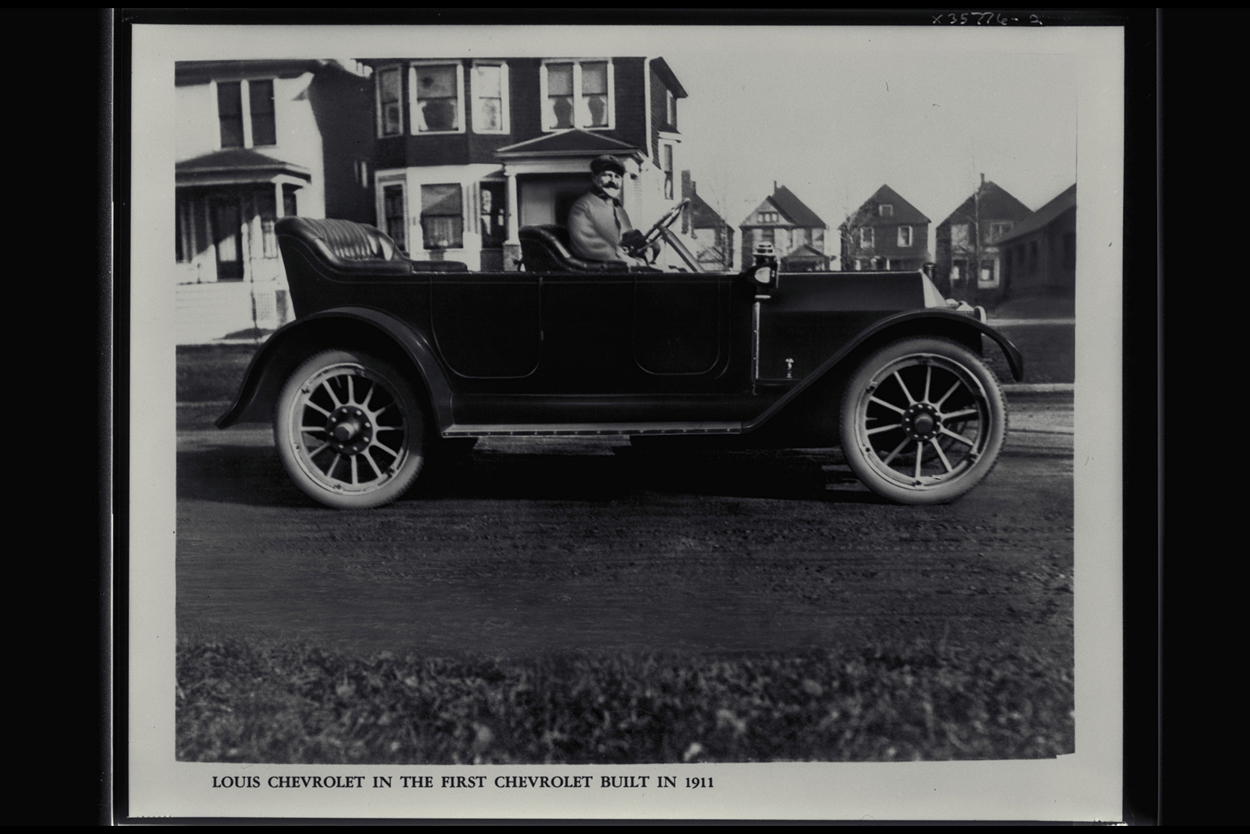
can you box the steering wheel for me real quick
[626,199,689,261]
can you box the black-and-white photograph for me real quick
[128,17,1126,821]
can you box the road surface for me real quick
[176,396,1074,658]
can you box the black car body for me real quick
[219,212,1022,508]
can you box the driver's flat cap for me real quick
[590,155,625,175]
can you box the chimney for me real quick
[773,180,778,192]
[980,173,986,186]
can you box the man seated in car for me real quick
[568,155,659,266]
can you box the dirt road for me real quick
[176,396,1074,659]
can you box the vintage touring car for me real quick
[217,203,1022,509]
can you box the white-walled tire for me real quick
[274,350,428,509]
[839,337,1006,505]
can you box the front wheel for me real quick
[274,349,429,509]
[839,337,1007,505]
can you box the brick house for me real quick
[839,184,930,271]
[359,56,689,271]
[174,59,374,343]
[933,175,1034,301]
[739,184,830,272]
[679,171,734,270]
[995,183,1076,300]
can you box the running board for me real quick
[442,421,743,438]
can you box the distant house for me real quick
[679,171,734,270]
[739,184,830,272]
[839,184,930,272]
[996,183,1076,300]
[934,176,1034,301]
[358,56,690,271]
[174,59,374,343]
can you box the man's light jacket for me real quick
[568,188,637,262]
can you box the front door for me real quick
[210,197,244,281]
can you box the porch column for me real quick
[503,167,521,271]
[274,182,285,218]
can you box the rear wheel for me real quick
[839,337,1006,504]
[274,349,428,509]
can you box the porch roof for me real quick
[495,129,643,161]
[176,148,312,185]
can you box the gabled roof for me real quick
[844,184,930,227]
[649,57,688,99]
[939,181,1033,227]
[742,184,827,229]
[175,148,311,183]
[496,129,641,159]
[995,184,1076,245]
[175,59,328,86]
[782,244,829,262]
[688,190,726,229]
[769,185,827,228]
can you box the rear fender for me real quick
[745,309,1023,435]
[215,307,454,431]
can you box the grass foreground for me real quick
[177,638,1073,764]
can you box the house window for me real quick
[860,227,874,248]
[989,221,1013,243]
[879,204,893,217]
[472,62,508,133]
[217,79,277,149]
[256,189,279,259]
[665,87,677,128]
[378,66,403,136]
[792,227,807,248]
[542,59,613,130]
[175,197,195,263]
[950,223,970,249]
[661,144,674,201]
[283,186,298,219]
[249,80,275,146]
[760,211,778,224]
[382,184,406,252]
[421,184,463,250]
[354,160,370,189]
[413,64,463,133]
[897,225,913,247]
[217,82,244,148]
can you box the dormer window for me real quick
[760,211,779,224]
[878,204,893,217]
[541,59,614,131]
[216,78,276,149]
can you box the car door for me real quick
[429,271,542,380]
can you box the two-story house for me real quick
[933,175,1033,301]
[996,183,1076,301]
[174,59,374,343]
[739,184,830,272]
[839,184,930,272]
[359,56,688,271]
[679,171,735,270]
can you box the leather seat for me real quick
[518,225,627,273]
[276,217,468,275]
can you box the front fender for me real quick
[215,307,454,430]
[745,308,1023,433]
